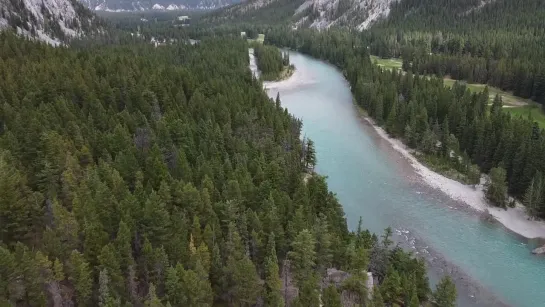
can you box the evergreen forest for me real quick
[0,31,451,306]
[367,0,545,105]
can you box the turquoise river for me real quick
[261,51,545,307]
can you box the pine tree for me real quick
[305,139,317,171]
[322,285,342,307]
[144,283,164,307]
[486,167,508,207]
[99,269,120,307]
[314,215,333,272]
[98,243,123,297]
[408,284,419,307]
[231,256,262,306]
[183,260,213,306]
[524,171,542,218]
[295,273,320,307]
[381,266,401,304]
[68,250,92,306]
[467,164,481,187]
[115,220,134,274]
[371,286,385,307]
[289,229,316,287]
[165,265,185,306]
[264,233,284,307]
[433,276,456,307]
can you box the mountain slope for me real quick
[209,0,399,29]
[0,0,101,44]
[295,0,398,30]
[211,0,502,30]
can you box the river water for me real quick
[257,51,545,307]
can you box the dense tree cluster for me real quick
[0,30,444,306]
[203,0,306,26]
[366,0,545,105]
[266,28,545,217]
[254,44,290,81]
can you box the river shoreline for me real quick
[261,48,545,244]
[255,50,534,306]
[360,113,545,241]
[260,49,545,241]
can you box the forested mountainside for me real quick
[82,0,240,12]
[0,31,447,306]
[0,0,102,44]
[205,0,306,25]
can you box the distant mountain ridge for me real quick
[213,0,498,30]
[213,0,399,29]
[0,0,101,45]
[80,0,241,11]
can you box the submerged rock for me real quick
[481,209,497,223]
[532,245,545,255]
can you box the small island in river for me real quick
[253,44,295,82]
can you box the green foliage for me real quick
[486,167,508,207]
[289,229,317,287]
[266,27,545,217]
[322,285,342,307]
[68,250,93,306]
[254,44,289,81]
[371,286,385,307]
[0,29,441,306]
[433,276,457,307]
[264,234,284,307]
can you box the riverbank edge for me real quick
[356,106,545,241]
[261,65,296,82]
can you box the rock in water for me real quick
[532,245,545,254]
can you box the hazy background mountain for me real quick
[0,0,102,44]
[80,0,242,11]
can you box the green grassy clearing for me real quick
[503,105,545,128]
[369,55,545,126]
[370,55,402,70]
[443,78,531,106]
[247,34,265,44]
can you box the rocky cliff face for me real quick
[295,0,398,30]
[0,0,100,44]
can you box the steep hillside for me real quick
[209,0,504,30]
[208,0,399,29]
[81,0,241,11]
[206,0,305,24]
[0,0,101,45]
[295,0,398,30]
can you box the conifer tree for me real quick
[289,229,316,287]
[322,285,342,307]
[486,167,508,207]
[68,250,92,306]
[371,286,385,307]
[408,284,420,307]
[144,284,164,307]
[264,233,284,307]
[433,276,456,307]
